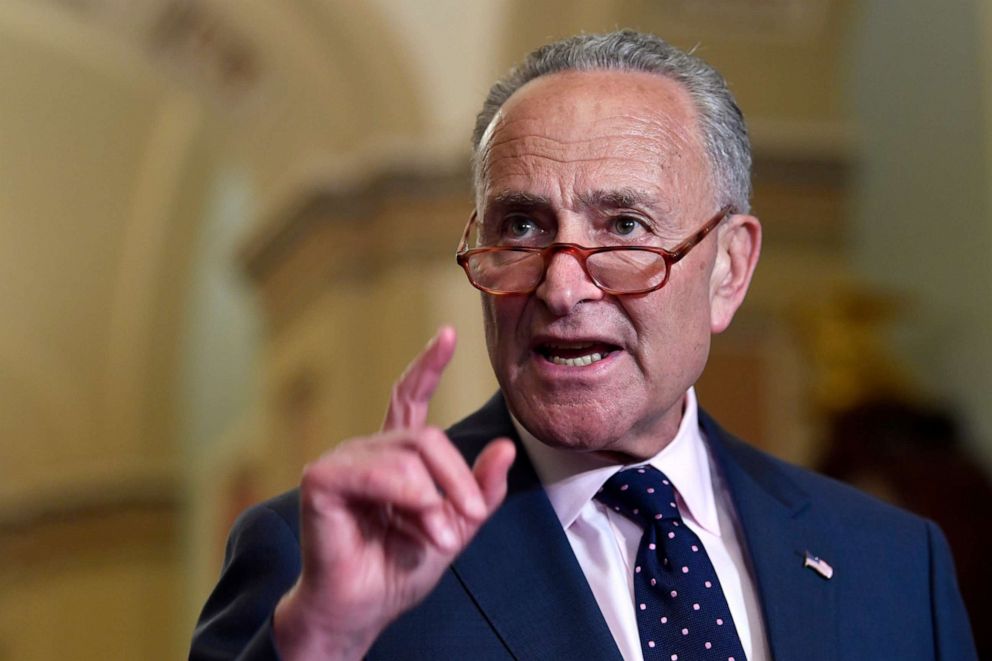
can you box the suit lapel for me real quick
[701,412,839,661]
[448,395,622,661]
[448,396,841,659]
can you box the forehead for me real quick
[477,69,710,212]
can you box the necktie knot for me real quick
[596,466,681,528]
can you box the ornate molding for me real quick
[0,467,177,529]
[240,166,473,334]
[37,0,263,105]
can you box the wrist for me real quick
[273,585,377,661]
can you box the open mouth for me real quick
[536,341,619,367]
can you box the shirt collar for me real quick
[514,387,722,537]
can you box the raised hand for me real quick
[273,327,515,660]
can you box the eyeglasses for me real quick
[455,206,733,295]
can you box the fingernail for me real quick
[437,525,457,550]
[427,512,456,550]
[467,495,486,519]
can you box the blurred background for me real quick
[2,0,991,658]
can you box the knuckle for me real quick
[418,425,446,448]
[389,452,423,484]
[298,440,361,498]
[299,461,322,491]
[299,463,329,510]
[388,388,405,413]
[366,462,413,500]
[392,373,411,398]
[299,455,341,488]
[363,468,389,495]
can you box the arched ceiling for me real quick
[0,0,433,510]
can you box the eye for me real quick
[610,215,647,237]
[504,215,539,239]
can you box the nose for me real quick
[534,248,604,316]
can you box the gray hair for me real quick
[471,30,752,213]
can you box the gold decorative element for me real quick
[790,282,918,414]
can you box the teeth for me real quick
[549,352,606,367]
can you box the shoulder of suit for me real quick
[233,488,302,543]
[703,410,929,532]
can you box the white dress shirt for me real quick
[513,387,770,661]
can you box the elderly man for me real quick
[191,31,976,660]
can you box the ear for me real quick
[709,213,761,333]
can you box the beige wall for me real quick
[1,1,989,657]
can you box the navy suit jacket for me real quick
[191,394,977,660]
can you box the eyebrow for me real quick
[488,189,659,211]
[577,188,658,210]
[489,191,552,209]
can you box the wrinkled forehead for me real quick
[474,70,712,207]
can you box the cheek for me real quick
[482,296,525,367]
[482,296,498,366]
[625,271,713,362]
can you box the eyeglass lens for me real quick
[466,249,668,293]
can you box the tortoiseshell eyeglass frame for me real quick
[455,205,734,296]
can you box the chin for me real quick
[531,423,611,453]
[510,392,628,453]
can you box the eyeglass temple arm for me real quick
[666,205,734,262]
[455,211,478,256]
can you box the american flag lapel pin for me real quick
[803,550,834,580]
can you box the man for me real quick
[191,31,976,660]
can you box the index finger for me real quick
[382,326,456,431]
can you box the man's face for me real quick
[476,70,728,460]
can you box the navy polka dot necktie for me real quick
[596,466,747,661]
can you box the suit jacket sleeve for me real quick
[190,501,302,661]
[927,520,978,660]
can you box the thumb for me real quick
[472,438,516,512]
